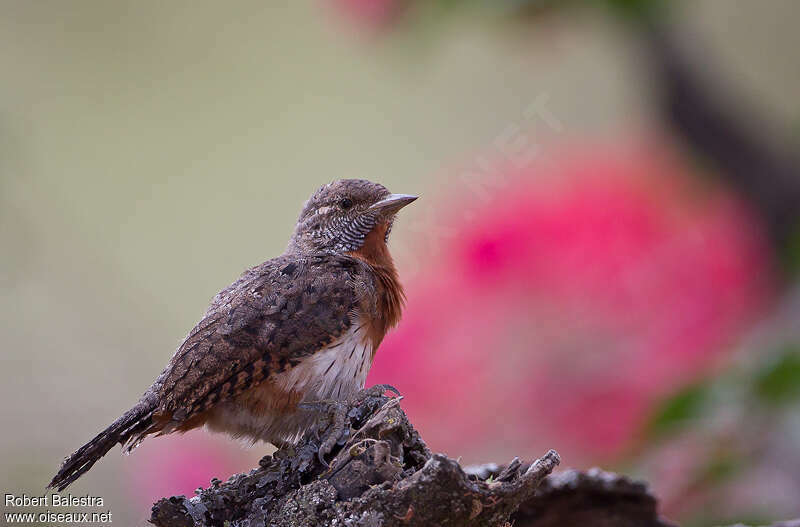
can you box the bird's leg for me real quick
[299,384,401,467]
[298,399,348,467]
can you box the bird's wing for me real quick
[149,253,365,425]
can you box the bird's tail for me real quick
[48,400,155,491]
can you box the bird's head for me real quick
[290,179,417,255]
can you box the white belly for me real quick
[276,323,374,402]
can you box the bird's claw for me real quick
[300,398,348,468]
[301,384,401,468]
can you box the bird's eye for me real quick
[339,198,353,210]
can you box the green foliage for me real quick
[780,222,800,274]
[698,448,741,485]
[684,513,775,527]
[753,346,800,406]
[646,381,710,438]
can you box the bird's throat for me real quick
[346,222,405,349]
[346,222,391,267]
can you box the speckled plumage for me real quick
[49,179,416,491]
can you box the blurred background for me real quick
[1,1,799,525]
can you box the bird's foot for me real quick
[299,384,401,468]
[299,398,348,467]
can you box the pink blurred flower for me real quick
[368,143,774,466]
[125,430,256,508]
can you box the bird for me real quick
[49,179,417,491]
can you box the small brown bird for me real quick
[49,179,416,491]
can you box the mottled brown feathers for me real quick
[150,254,364,428]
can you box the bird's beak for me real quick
[368,194,418,214]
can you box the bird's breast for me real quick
[274,320,375,402]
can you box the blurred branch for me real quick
[639,14,800,252]
[495,466,675,527]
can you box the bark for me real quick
[149,393,678,527]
